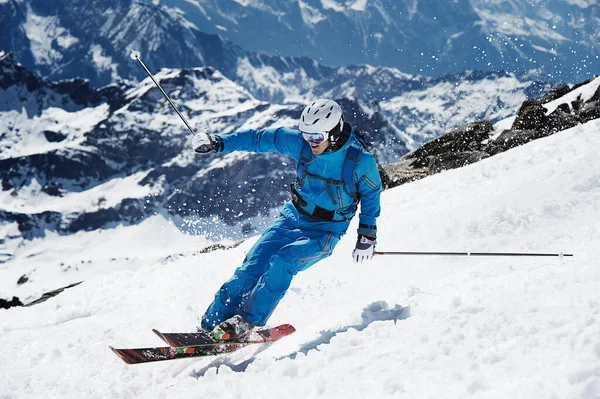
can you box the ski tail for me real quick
[109,343,246,365]
[152,328,216,347]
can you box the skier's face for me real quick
[308,139,330,154]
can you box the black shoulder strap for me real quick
[341,142,361,196]
[297,141,313,180]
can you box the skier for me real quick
[192,99,382,341]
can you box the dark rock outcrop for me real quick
[485,129,543,155]
[385,121,493,185]
[384,78,600,189]
[0,296,23,310]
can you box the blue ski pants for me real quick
[201,214,341,329]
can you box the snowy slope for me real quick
[1,110,599,397]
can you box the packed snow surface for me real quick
[1,118,600,398]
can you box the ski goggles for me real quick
[301,131,329,144]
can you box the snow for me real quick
[22,7,79,65]
[235,57,320,104]
[474,11,568,42]
[0,104,110,159]
[23,10,64,65]
[298,1,327,25]
[231,0,253,7]
[0,215,213,301]
[531,43,559,55]
[1,104,599,397]
[543,76,600,115]
[563,0,595,6]
[90,45,118,80]
[0,170,156,215]
[350,0,369,11]
[320,0,345,13]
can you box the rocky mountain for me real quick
[0,52,552,249]
[385,76,600,186]
[0,0,433,105]
[0,0,337,99]
[156,0,599,82]
[0,52,405,245]
[2,0,594,99]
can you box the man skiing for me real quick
[192,99,382,341]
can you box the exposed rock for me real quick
[429,151,490,175]
[511,100,547,131]
[545,106,580,134]
[24,281,83,307]
[385,121,492,187]
[407,121,493,169]
[589,83,600,103]
[539,84,572,104]
[579,102,600,123]
[197,241,243,254]
[485,129,544,155]
[42,130,68,143]
[382,158,430,188]
[0,296,23,310]
[377,164,391,191]
[383,78,600,190]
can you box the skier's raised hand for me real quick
[352,234,376,263]
[192,132,218,153]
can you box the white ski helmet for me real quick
[299,99,343,135]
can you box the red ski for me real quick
[109,324,295,365]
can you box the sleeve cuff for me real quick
[214,135,224,152]
[357,223,377,239]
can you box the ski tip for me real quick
[273,323,296,336]
[152,328,168,344]
[109,346,129,364]
[282,323,296,332]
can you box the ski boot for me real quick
[210,315,254,342]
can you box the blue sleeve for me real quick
[216,127,303,160]
[355,154,382,238]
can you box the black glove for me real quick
[192,132,218,153]
[352,234,376,263]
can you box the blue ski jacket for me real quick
[214,126,381,237]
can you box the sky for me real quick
[0,80,600,398]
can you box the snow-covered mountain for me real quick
[0,0,438,105]
[1,81,599,397]
[3,0,595,97]
[0,0,342,98]
[157,0,599,82]
[0,52,408,244]
[0,52,556,249]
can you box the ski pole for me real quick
[129,50,197,136]
[375,251,573,257]
[130,50,212,204]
